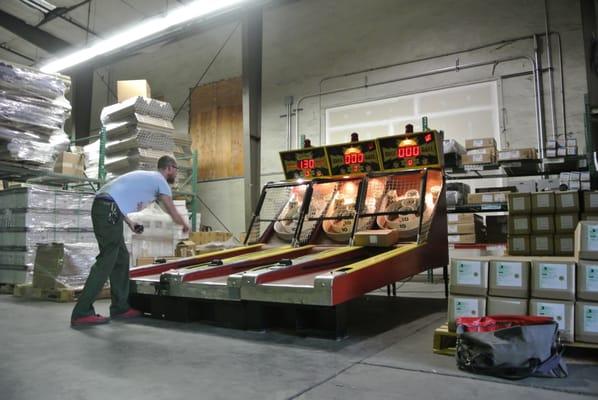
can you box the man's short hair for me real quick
[158,155,177,170]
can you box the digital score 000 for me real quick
[377,131,442,171]
[325,140,382,176]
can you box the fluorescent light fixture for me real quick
[40,0,249,73]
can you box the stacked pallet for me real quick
[0,60,71,165]
[100,96,176,177]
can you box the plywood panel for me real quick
[189,77,243,180]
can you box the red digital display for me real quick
[297,159,315,170]
[344,152,364,165]
[397,145,420,158]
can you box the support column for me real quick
[70,67,94,142]
[242,7,263,229]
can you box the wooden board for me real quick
[189,77,243,180]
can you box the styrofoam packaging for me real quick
[448,295,487,331]
[531,259,576,301]
[575,302,598,343]
[531,192,555,214]
[577,261,598,301]
[529,299,574,342]
[449,257,489,296]
[487,297,528,315]
[488,258,530,298]
[575,221,598,260]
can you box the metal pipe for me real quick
[285,96,293,150]
[296,56,540,151]
[552,31,567,134]
[533,34,546,158]
[545,0,557,140]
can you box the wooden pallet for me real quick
[432,324,598,356]
[0,283,15,295]
[13,284,110,303]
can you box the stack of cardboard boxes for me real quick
[447,213,484,244]
[546,137,578,158]
[447,254,598,343]
[560,172,590,191]
[462,138,497,166]
[507,191,578,256]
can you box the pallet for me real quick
[432,324,598,356]
[0,283,15,295]
[13,284,110,303]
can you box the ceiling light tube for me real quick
[40,0,250,73]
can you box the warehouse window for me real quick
[325,81,500,146]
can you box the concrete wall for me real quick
[90,0,587,235]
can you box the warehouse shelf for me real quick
[449,243,507,249]
[445,156,587,180]
[447,202,508,213]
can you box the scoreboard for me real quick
[279,130,443,179]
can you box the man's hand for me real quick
[182,222,190,234]
[124,216,143,234]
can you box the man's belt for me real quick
[95,193,114,203]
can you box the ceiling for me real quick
[0,0,192,66]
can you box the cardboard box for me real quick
[117,79,151,103]
[465,138,496,150]
[447,213,482,226]
[508,193,531,214]
[487,297,528,315]
[189,231,233,245]
[575,221,598,260]
[467,192,507,204]
[546,140,557,149]
[537,178,560,192]
[570,171,581,182]
[508,235,530,256]
[466,147,496,156]
[529,299,574,342]
[554,234,574,256]
[531,258,575,300]
[577,261,598,301]
[582,213,598,221]
[497,148,537,162]
[546,149,557,158]
[582,182,591,191]
[488,257,531,298]
[449,257,489,296]
[531,192,555,214]
[447,223,478,234]
[54,152,85,177]
[448,295,487,331]
[531,235,555,256]
[353,229,400,247]
[448,234,477,244]
[514,181,536,193]
[32,243,65,289]
[569,181,581,191]
[557,148,567,157]
[581,171,591,182]
[508,215,530,235]
[175,240,196,257]
[575,302,598,343]
[567,138,577,147]
[555,213,579,233]
[554,191,580,213]
[567,146,578,156]
[462,153,495,165]
[531,215,554,234]
[583,192,598,213]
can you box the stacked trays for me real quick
[100,97,176,176]
[0,60,71,165]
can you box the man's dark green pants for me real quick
[71,198,131,319]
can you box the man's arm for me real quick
[159,194,190,233]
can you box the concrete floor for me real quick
[1,283,597,400]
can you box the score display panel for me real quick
[279,146,331,180]
[376,130,443,171]
[325,140,382,176]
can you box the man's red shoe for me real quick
[71,314,110,327]
[111,308,143,319]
